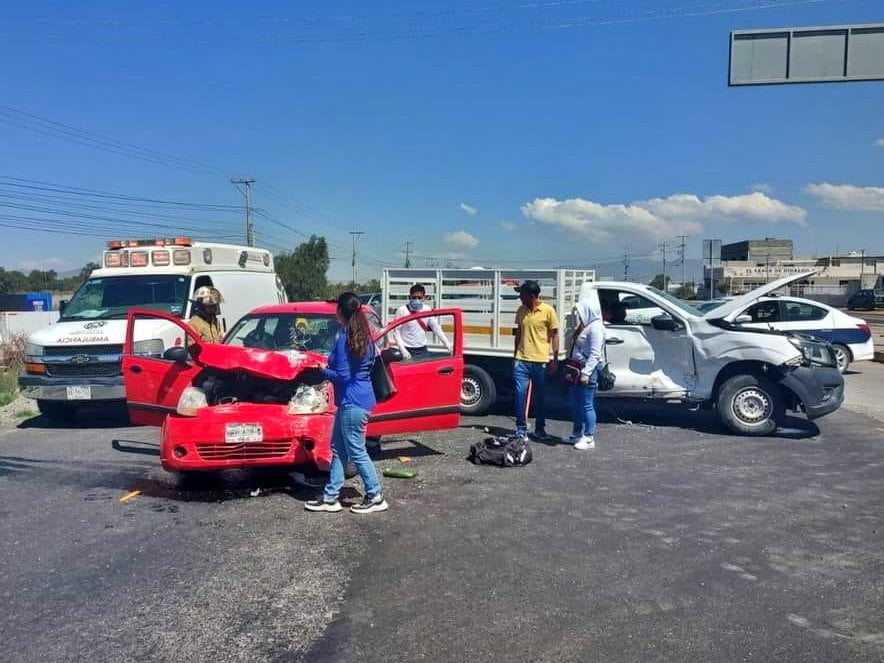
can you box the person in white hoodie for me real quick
[566,287,605,450]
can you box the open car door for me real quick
[367,308,464,437]
[122,309,204,426]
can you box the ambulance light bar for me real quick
[106,237,192,249]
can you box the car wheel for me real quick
[36,400,78,423]
[717,374,783,436]
[460,365,497,416]
[832,344,851,373]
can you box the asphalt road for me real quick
[2,373,884,663]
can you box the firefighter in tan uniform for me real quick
[188,286,224,343]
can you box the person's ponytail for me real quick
[337,292,369,358]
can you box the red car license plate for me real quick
[225,423,263,444]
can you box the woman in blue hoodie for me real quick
[305,292,388,514]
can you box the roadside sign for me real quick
[730,23,884,86]
[703,239,722,268]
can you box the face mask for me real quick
[407,298,424,312]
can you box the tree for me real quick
[275,235,330,301]
[649,274,671,290]
[675,283,696,300]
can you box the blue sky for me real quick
[1,0,882,282]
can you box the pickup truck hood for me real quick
[703,271,817,322]
[193,344,327,380]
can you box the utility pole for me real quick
[230,178,256,247]
[679,235,687,296]
[860,248,865,282]
[659,243,668,290]
[622,251,630,281]
[405,242,413,268]
[765,254,770,284]
[349,231,364,286]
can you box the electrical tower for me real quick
[230,178,256,247]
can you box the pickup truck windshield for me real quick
[61,275,191,321]
[226,313,340,355]
[647,287,701,317]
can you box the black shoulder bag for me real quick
[370,346,397,402]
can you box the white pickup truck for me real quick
[382,269,843,436]
[589,272,843,435]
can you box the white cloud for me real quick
[751,183,772,193]
[19,257,72,271]
[805,182,884,212]
[875,138,884,148]
[500,221,517,232]
[459,203,478,216]
[444,229,480,249]
[521,191,806,242]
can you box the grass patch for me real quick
[0,368,21,406]
[14,409,35,419]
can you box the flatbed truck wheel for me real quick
[460,364,496,416]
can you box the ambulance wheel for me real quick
[717,374,783,436]
[37,400,77,423]
[461,365,496,416]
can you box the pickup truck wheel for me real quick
[717,374,783,436]
[832,344,851,374]
[460,365,496,416]
[37,400,77,423]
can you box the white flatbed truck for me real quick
[381,268,595,415]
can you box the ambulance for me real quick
[19,238,287,421]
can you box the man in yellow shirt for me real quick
[513,280,560,440]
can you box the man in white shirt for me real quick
[393,283,452,359]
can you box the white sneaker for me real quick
[574,436,595,450]
[565,434,583,444]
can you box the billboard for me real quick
[730,23,884,85]
[703,239,722,268]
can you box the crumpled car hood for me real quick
[193,344,327,380]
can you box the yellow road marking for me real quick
[119,490,141,503]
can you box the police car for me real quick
[729,295,874,373]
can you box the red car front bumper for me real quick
[159,403,334,472]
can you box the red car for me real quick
[122,302,464,474]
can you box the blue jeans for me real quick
[513,359,547,437]
[570,374,598,438]
[323,405,382,501]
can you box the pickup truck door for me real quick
[599,289,694,397]
[367,308,464,437]
[122,309,204,426]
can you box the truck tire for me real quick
[37,400,77,423]
[716,374,783,436]
[832,344,851,374]
[460,364,496,416]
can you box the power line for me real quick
[0,0,850,45]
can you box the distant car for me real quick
[847,289,883,311]
[695,299,729,314]
[733,296,874,373]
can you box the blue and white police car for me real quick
[731,296,874,373]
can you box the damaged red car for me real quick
[122,303,464,474]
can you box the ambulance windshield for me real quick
[61,275,192,321]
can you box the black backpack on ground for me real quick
[468,436,533,468]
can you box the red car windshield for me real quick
[225,313,339,355]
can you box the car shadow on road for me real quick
[17,406,131,430]
[468,399,821,441]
